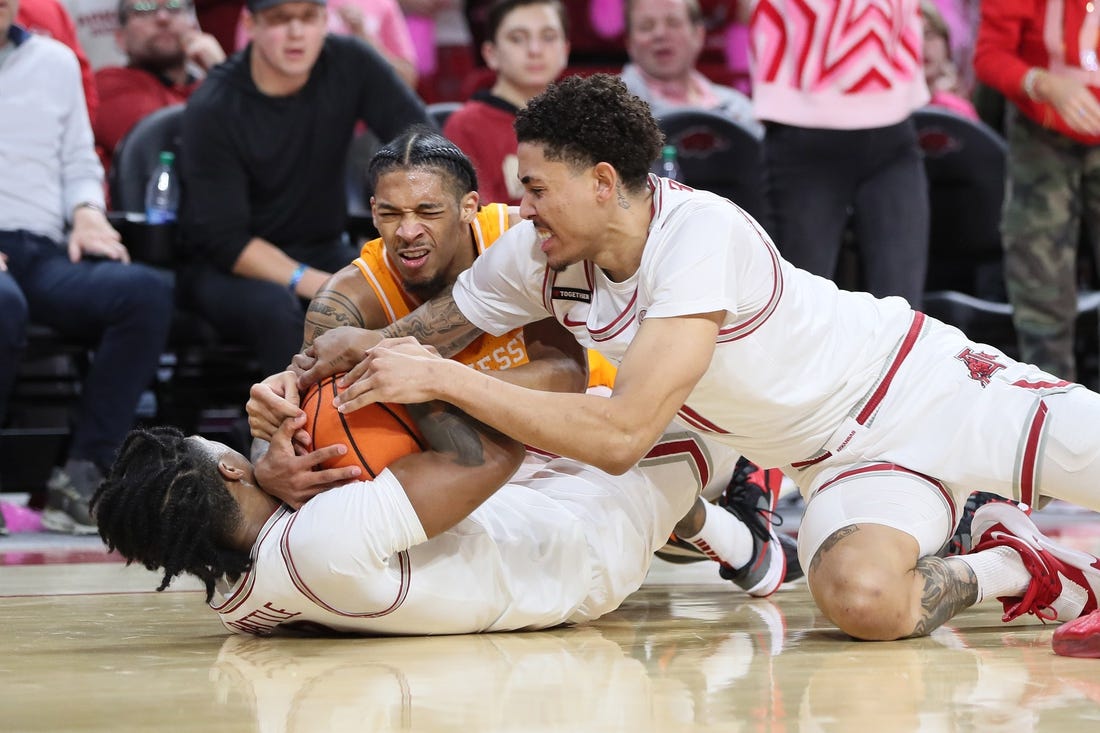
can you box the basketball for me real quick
[301,375,426,478]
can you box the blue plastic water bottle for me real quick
[145,151,180,224]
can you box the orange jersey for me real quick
[353,203,617,387]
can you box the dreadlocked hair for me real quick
[90,426,252,603]
[368,124,480,201]
[515,74,664,194]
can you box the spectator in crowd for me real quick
[747,0,930,307]
[621,0,759,136]
[0,0,175,534]
[178,0,429,381]
[17,0,98,120]
[443,0,569,205]
[59,0,127,67]
[94,0,225,172]
[974,1,1100,382]
[921,0,978,121]
[232,0,418,86]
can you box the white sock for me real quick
[954,546,1032,603]
[680,500,755,569]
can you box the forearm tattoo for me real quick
[907,556,978,638]
[407,403,486,467]
[303,290,366,349]
[379,286,481,358]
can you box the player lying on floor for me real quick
[91,387,766,636]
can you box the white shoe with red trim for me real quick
[970,502,1100,623]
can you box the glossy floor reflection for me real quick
[4,542,1100,732]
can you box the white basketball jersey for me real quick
[453,176,916,469]
[212,427,737,636]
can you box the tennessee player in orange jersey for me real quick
[247,127,801,596]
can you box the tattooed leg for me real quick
[905,556,978,638]
[807,523,961,641]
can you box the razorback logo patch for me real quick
[956,348,1006,387]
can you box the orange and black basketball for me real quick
[301,375,426,477]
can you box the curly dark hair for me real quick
[514,74,664,194]
[90,426,251,603]
[368,125,479,202]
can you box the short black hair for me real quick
[485,0,569,44]
[91,426,251,602]
[514,74,664,193]
[368,125,480,202]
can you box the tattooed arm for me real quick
[301,264,379,351]
[391,402,525,538]
[377,284,483,357]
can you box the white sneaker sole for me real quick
[745,531,787,598]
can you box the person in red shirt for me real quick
[974,1,1100,382]
[16,0,98,122]
[443,0,569,205]
[93,0,225,173]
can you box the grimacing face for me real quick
[517,142,603,274]
[370,168,479,297]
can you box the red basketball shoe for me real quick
[970,502,1100,623]
[1053,609,1100,658]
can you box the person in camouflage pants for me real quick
[975,1,1100,385]
[1001,109,1100,382]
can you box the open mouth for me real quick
[397,246,430,269]
[535,228,555,252]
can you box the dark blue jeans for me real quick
[180,238,361,378]
[763,118,930,307]
[0,230,174,469]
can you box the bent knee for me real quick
[810,571,916,640]
[807,525,923,641]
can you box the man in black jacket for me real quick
[179,0,429,378]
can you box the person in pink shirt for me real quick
[233,0,417,86]
[747,0,930,308]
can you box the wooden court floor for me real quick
[3,508,1100,732]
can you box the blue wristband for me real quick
[287,263,307,294]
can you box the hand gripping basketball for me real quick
[302,374,426,477]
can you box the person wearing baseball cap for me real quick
[178,0,430,382]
